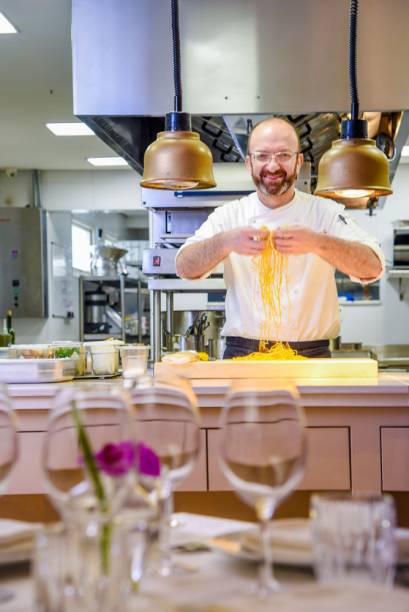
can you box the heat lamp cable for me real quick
[349,0,359,120]
[171,0,183,113]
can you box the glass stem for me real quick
[157,479,173,576]
[258,519,275,595]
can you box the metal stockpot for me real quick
[168,310,225,356]
[85,287,108,325]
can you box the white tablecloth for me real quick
[0,513,408,612]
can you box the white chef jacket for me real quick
[176,190,384,342]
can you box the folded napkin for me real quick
[0,519,42,563]
[242,518,311,553]
[0,519,41,548]
[172,513,254,548]
[242,520,409,562]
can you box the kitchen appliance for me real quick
[90,245,128,276]
[142,188,232,360]
[0,208,47,317]
[84,284,110,335]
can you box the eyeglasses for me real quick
[250,150,299,165]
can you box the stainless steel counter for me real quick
[331,345,409,371]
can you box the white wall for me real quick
[41,169,143,211]
[0,170,33,207]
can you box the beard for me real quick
[253,168,297,196]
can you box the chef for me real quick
[175,117,384,358]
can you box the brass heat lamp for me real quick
[141,112,216,190]
[140,0,216,191]
[315,118,392,199]
[315,0,392,201]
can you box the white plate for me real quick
[0,542,33,566]
[209,521,409,568]
[210,532,312,567]
[210,519,312,567]
[0,519,40,566]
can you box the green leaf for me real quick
[72,402,111,574]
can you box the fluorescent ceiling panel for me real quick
[0,13,18,34]
[87,157,128,167]
[46,123,95,136]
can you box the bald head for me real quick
[245,117,304,204]
[247,117,301,155]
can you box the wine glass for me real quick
[219,380,307,596]
[0,385,19,603]
[42,384,136,523]
[129,372,201,577]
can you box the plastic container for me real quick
[8,344,55,359]
[90,347,119,376]
[52,342,86,377]
[84,341,124,374]
[0,358,76,383]
[119,345,150,380]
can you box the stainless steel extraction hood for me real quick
[71,0,409,203]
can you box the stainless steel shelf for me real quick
[83,333,122,340]
[148,278,225,291]
[80,275,143,283]
[387,268,409,278]
[124,288,149,294]
[338,300,381,306]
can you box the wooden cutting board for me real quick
[155,358,378,379]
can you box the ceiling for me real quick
[1,0,408,173]
[0,0,127,170]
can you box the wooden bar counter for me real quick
[2,372,409,523]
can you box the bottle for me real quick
[0,319,11,348]
[6,310,15,344]
[96,228,104,244]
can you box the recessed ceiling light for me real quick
[87,157,128,167]
[46,123,95,136]
[401,146,409,157]
[0,12,18,34]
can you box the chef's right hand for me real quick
[224,227,270,256]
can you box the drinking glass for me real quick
[33,520,133,612]
[129,373,201,576]
[219,380,307,596]
[120,345,150,388]
[311,493,396,586]
[0,385,19,603]
[42,384,136,523]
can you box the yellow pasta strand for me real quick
[233,227,306,361]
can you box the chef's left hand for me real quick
[274,226,319,255]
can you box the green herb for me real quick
[55,347,78,358]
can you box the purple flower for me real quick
[95,441,136,477]
[135,442,161,477]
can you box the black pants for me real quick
[223,336,331,359]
